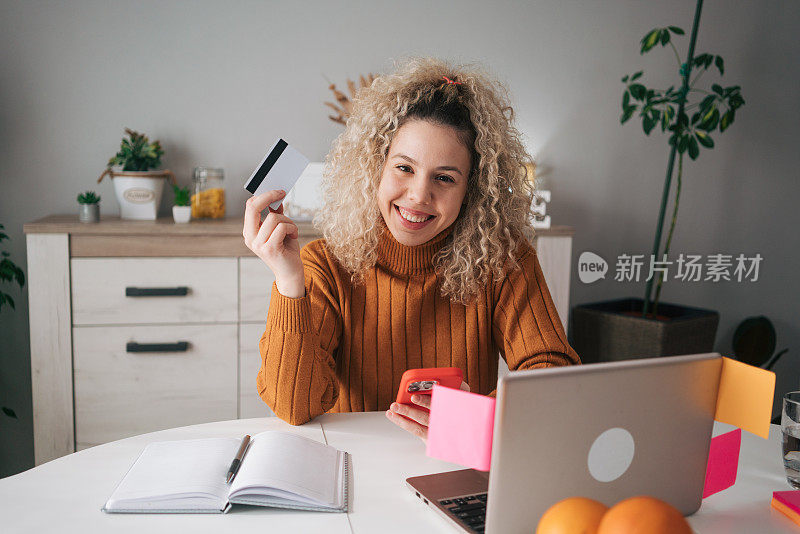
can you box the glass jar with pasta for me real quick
[191,167,225,218]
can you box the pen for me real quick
[225,435,251,484]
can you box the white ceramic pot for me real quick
[104,170,174,220]
[172,205,191,224]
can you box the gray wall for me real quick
[1,0,797,477]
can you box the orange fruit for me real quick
[536,497,609,534]
[596,496,691,534]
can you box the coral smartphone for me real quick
[395,367,464,410]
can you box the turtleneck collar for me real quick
[375,217,454,276]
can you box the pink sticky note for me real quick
[426,384,496,471]
[774,490,800,512]
[703,428,741,498]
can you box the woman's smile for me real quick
[394,204,436,229]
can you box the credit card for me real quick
[243,138,310,210]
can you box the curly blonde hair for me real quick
[314,57,536,304]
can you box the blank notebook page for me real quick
[230,431,338,505]
[109,438,239,504]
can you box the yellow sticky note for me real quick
[715,357,775,439]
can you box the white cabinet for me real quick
[24,215,573,465]
[239,322,273,419]
[239,256,277,322]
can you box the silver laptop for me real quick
[407,352,723,534]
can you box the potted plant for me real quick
[97,128,175,220]
[77,191,101,223]
[172,185,192,223]
[571,0,745,363]
[1,223,25,421]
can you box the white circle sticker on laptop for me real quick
[587,427,635,482]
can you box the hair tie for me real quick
[440,75,463,88]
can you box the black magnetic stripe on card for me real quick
[245,139,288,194]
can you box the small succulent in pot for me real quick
[77,190,101,223]
[77,191,101,204]
[172,185,191,207]
[172,185,192,224]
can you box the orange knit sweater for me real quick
[257,226,581,425]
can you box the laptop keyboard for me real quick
[439,493,488,533]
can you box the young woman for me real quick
[242,57,581,441]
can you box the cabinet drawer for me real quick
[239,322,274,418]
[73,324,237,449]
[71,258,237,325]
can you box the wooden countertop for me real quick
[24,214,574,237]
[24,215,318,236]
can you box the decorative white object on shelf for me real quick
[532,190,551,229]
[283,162,324,221]
[172,206,191,223]
[97,170,175,221]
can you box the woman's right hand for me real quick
[243,190,306,298]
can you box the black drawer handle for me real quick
[125,287,189,297]
[126,341,189,353]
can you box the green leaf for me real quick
[668,26,685,35]
[665,106,675,123]
[720,109,734,132]
[643,115,656,135]
[690,112,701,125]
[641,29,661,53]
[715,56,725,76]
[696,131,715,148]
[678,134,690,153]
[629,83,646,100]
[692,54,708,68]
[712,84,724,96]
[622,91,630,108]
[702,105,716,124]
[688,135,700,159]
[631,71,643,81]
[622,75,629,83]
[2,407,17,419]
[729,93,745,109]
[660,29,670,46]
[621,105,636,124]
[700,108,720,131]
[701,95,717,110]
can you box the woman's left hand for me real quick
[385,381,470,443]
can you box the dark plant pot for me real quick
[78,203,99,223]
[571,298,719,363]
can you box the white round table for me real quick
[0,413,795,533]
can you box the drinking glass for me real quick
[781,391,800,488]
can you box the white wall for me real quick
[1,0,798,477]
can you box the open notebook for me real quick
[102,431,349,514]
